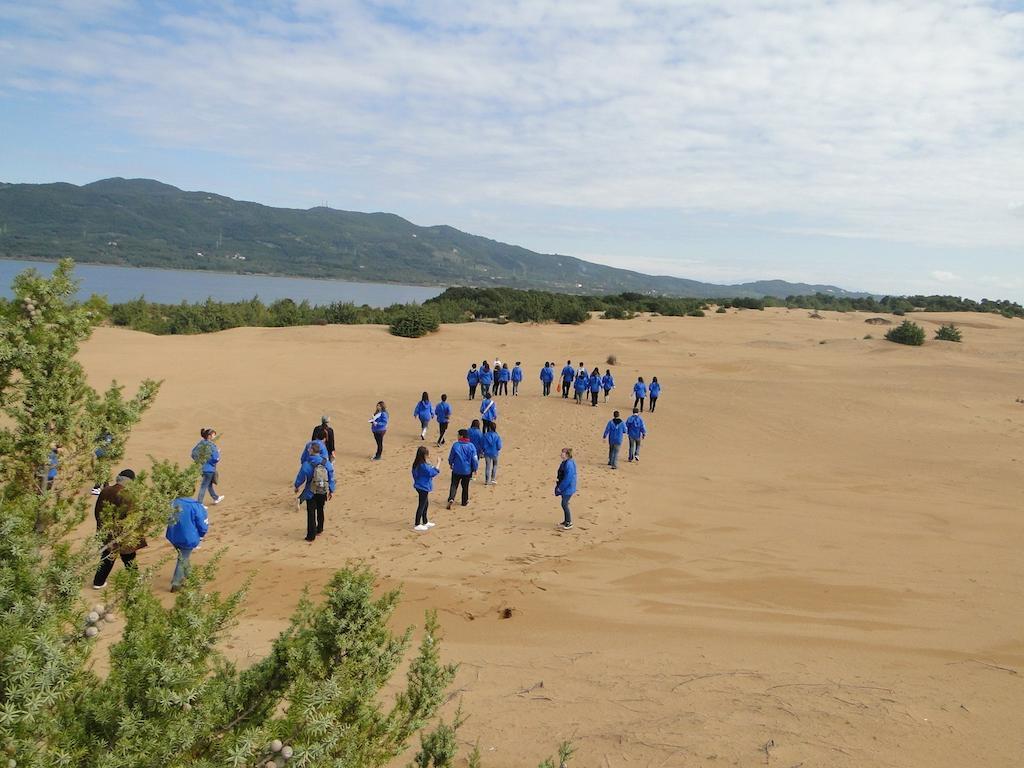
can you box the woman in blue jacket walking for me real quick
[573,370,588,404]
[588,367,602,406]
[511,362,523,396]
[467,364,480,400]
[649,377,662,412]
[166,496,208,592]
[413,392,434,441]
[601,369,615,402]
[480,395,498,433]
[603,410,627,469]
[434,393,452,446]
[479,362,493,398]
[191,428,223,504]
[540,362,554,396]
[412,445,441,531]
[369,401,389,460]
[482,428,503,485]
[555,447,577,530]
[633,377,647,412]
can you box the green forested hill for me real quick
[0,178,867,298]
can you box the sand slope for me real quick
[78,309,1024,767]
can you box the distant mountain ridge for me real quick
[0,178,870,299]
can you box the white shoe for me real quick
[92,582,106,590]
[91,487,101,495]
[425,522,436,528]
[213,495,225,504]
[414,524,429,531]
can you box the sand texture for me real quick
[77,309,1024,767]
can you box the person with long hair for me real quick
[540,361,554,396]
[633,376,647,412]
[649,376,662,412]
[413,392,434,441]
[589,366,601,406]
[191,428,223,504]
[479,361,493,399]
[467,363,480,400]
[555,447,577,530]
[511,362,523,396]
[412,445,441,531]
[601,369,615,402]
[369,401,388,460]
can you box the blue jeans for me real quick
[171,547,192,588]
[197,471,219,503]
[560,494,573,525]
[608,443,621,468]
[628,437,641,461]
[485,456,498,483]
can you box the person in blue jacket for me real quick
[482,428,503,485]
[601,369,615,402]
[299,438,328,465]
[446,429,479,509]
[603,410,627,469]
[166,496,208,592]
[480,394,498,433]
[413,392,434,441]
[467,363,480,400]
[479,362,493,398]
[649,376,662,412]
[412,445,442,531]
[540,362,554,397]
[434,393,452,446]
[191,428,223,504]
[511,362,523,396]
[468,419,485,457]
[626,407,647,462]
[496,364,510,396]
[370,401,388,460]
[555,447,577,530]
[561,360,575,398]
[633,377,647,412]
[294,441,336,542]
[588,367,602,406]
[573,370,588,404]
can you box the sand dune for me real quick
[78,309,1024,767]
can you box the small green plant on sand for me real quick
[885,320,926,346]
[935,323,962,342]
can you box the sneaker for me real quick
[372,456,381,461]
[634,456,640,463]
[170,585,181,593]
[414,524,429,531]
[304,535,316,542]
[92,582,106,590]
[446,500,453,510]
[560,522,573,530]
[213,495,225,505]
[425,521,436,528]
[91,486,101,495]
[490,480,498,485]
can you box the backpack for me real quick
[310,462,330,495]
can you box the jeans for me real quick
[437,421,449,444]
[415,489,429,526]
[306,494,326,538]
[512,381,519,396]
[562,380,571,398]
[543,381,551,396]
[171,547,192,589]
[483,419,495,433]
[560,494,573,525]
[469,383,477,399]
[419,418,430,437]
[633,396,645,412]
[650,396,658,412]
[484,456,498,483]
[93,546,136,587]
[197,471,219,503]
[591,390,599,406]
[608,443,621,468]
[628,437,642,461]
[448,473,471,505]
[373,431,385,459]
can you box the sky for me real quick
[1,0,1023,299]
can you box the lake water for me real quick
[0,259,442,307]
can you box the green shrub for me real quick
[885,320,925,346]
[389,306,440,338]
[893,309,906,316]
[715,307,727,314]
[555,305,589,324]
[602,306,631,320]
[864,333,873,339]
[686,309,705,317]
[934,323,962,342]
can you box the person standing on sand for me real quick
[467,363,480,400]
[479,362,493,399]
[555,448,577,530]
[626,407,647,462]
[603,410,627,469]
[649,377,661,412]
[93,469,144,588]
[482,428,503,485]
[633,377,647,412]
[540,362,554,396]
[370,401,389,460]
[561,360,575,398]
[446,429,479,509]
[311,416,336,461]
[166,496,208,592]
[435,393,452,446]
[192,428,224,505]
[413,392,434,441]
[294,441,335,542]
[468,419,485,458]
[573,369,588,404]
[589,367,602,406]
[511,362,523,396]
[601,369,615,402]
[501,363,513,396]
[412,445,441,531]
[480,394,498,433]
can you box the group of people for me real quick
[466,359,525,399]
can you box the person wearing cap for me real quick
[93,469,146,588]
[191,428,224,505]
[311,415,336,461]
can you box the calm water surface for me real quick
[0,259,442,307]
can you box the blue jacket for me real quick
[370,411,389,433]
[480,398,497,421]
[555,459,577,496]
[626,414,647,439]
[479,369,493,386]
[512,366,523,382]
[448,439,480,475]
[603,418,627,445]
[412,462,441,492]
[294,454,336,500]
[435,401,452,423]
[602,373,614,390]
[166,497,208,550]
[589,376,601,393]
[634,382,647,398]
[47,450,58,481]
[191,439,220,474]
[482,431,503,458]
[498,367,511,382]
[414,400,434,422]
[540,366,554,383]
[574,375,588,392]
[561,365,575,382]
[650,381,661,398]
[467,427,484,455]
[467,368,480,385]
[299,439,328,464]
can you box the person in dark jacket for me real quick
[467,364,480,400]
[294,442,336,542]
[603,411,627,469]
[649,377,662,412]
[446,429,479,509]
[311,416,336,461]
[511,362,523,396]
[166,496,208,592]
[555,448,577,530]
[411,445,441,531]
[626,408,647,462]
[93,469,144,588]
[435,393,452,446]
[560,360,575,398]
[633,377,647,412]
[413,392,434,441]
[191,428,224,505]
[369,401,388,460]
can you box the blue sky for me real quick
[2,0,1023,299]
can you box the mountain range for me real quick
[0,178,869,299]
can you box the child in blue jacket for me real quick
[413,392,434,440]
[412,445,442,531]
[482,429,503,485]
[511,362,523,396]
[649,377,661,412]
[555,447,577,530]
[166,497,208,592]
[633,377,647,412]
[435,394,452,446]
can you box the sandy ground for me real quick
[77,309,1024,767]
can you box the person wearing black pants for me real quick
[560,360,574,398]
[305,493,327,539]
[633,377,647,413]
[294,442,335,542]
[446,429,479,509]
[369,401,388,460]
[92,469,145,589]
[94,548,137,588]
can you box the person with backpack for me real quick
[649,377,662,412]
[369,401,388,460]
[589,367,602,406]
[300,437,328,465]
[412,445,442,531]
[555,448,577,530]
[166,496,208,592]
[294,441,335,542]
[413,392,434,441]
[482,428,503,485]
[480,394,498,433]
[479,362,493,399]
[435,393,452,446]
[626,407,647,462]
[468,419,485,458]
[633,377,647,412]
[573,370,588,404]
[511,362,523,396]
[601,369,615,402]
[603,410,627,469]
[540,362,554,396]
[191,428,223,504]
[467,363,480,400]
[311,416,336,461]
[446,429,479,509]
[560,360,575,398]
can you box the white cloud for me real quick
[930,270,960,283]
